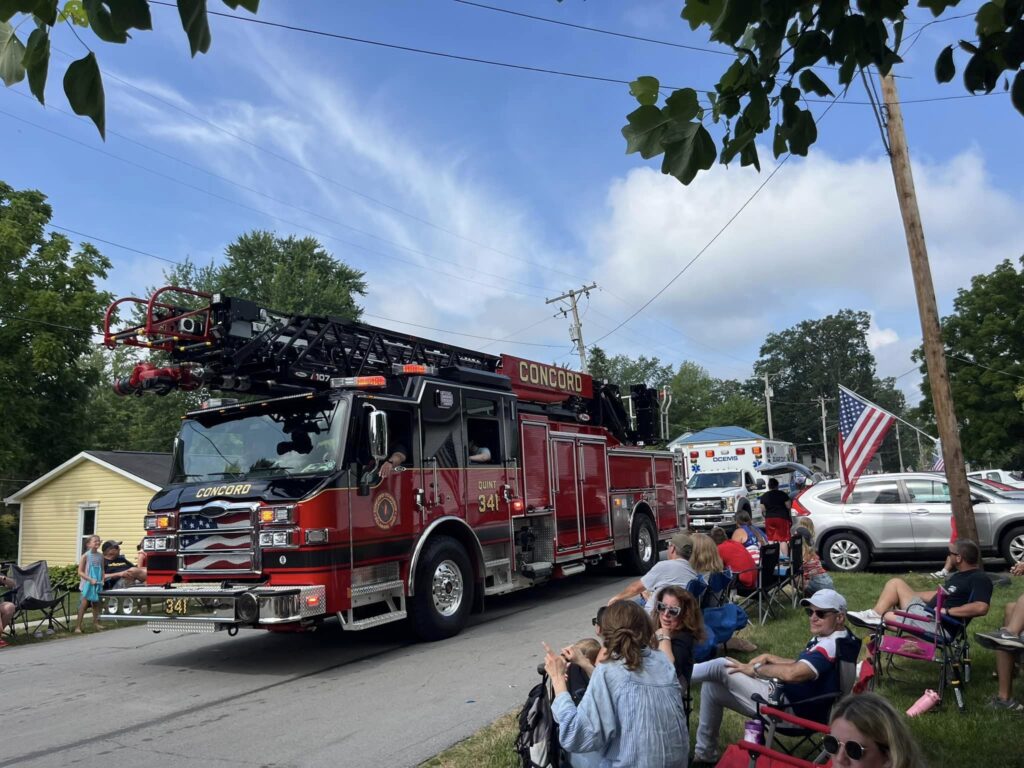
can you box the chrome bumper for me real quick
[99,584,327,631]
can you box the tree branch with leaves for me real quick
[622,0,1024,185]
[0,0,259,138]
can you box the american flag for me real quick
[180,509,253,571]
[838,386,895,502]
[931,439,944,471]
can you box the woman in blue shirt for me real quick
[544,600,689,768]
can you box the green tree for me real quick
[622,1,1024,185]
[1,0,259,138]
[664,361,765,438]
[586,346,673,389]
[0,179,112,485]
[752,310,906,465]
[915,257,1024,468]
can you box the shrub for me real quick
[49,563,79,592]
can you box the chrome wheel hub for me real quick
[829,540,862,570]
[431,559,464,617]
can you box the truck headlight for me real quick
[725,497,737,512]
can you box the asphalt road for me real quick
[0,571,632,768]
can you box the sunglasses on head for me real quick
[591,617,600,626]
[655,602,682,618]
[805,608,837,619]
[823,735,876,761]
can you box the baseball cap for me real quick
[670,532,693,558]
[800,589,847,613]
[101,540,123,553]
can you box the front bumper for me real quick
[99,584,327,632]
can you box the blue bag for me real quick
[694,603,749,662]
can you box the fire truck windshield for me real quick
[171,398,347,483]
[687,471,742,490]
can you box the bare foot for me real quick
[92,624,105,632]
[74,627,83,634]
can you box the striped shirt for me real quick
[551,649,688,768]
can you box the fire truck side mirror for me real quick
[368,410,389,462]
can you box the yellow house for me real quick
[4,451,171,566]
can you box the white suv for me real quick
[794,472,1024,572]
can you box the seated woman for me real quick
[652,585,705,688]
[544,600,689,768]
[688,533,724,582]
[731,509,768,566]
[824,692,926,768]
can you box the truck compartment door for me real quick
[552,437,581,552]
[579,440,611,546]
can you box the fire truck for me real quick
[99,287,686,640]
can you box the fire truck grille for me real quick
[178,500,259,574]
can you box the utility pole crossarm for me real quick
[547,282,597,373]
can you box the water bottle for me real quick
[743,719,764,745]
[906,689,940,716]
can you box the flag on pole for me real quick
[838,386,896,502]
[931,439,944,471]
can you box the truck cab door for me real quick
[419,384,464,529]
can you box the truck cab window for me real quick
[465,397,500,464]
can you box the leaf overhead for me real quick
[0,21,25,86]
[63,51,104,137]
[629,75,661,106]
[935,45,955,83]
[22,26,48,103]
[178,0,212,57]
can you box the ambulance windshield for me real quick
[171,397,347,483]
[687,471,742,490]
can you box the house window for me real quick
[80,505,97,554]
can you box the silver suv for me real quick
[794,471,1024,572]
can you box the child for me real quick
[75,535,105,633]
[560,637,602,705]
[793,518,834,595]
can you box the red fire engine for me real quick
[100,288,686,640]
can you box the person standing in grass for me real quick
[975,560,1024,712]
[0,572,16,648]
[75,535,105,633]
[759,477,792,557]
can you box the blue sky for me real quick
[3,1,1022,412]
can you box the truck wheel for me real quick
[624,515,657,575]
[1001,525,1024,567]
[408,535,474,642]
[822,532,869,573]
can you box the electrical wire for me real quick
[591,94,841,345]
[947,354,1024,380]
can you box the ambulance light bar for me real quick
[331,376,387,388]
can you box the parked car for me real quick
[792,471,1024,572]
[967,469,1024,490]
[978,478,1024,499]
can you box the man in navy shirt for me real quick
[690,589,855,764]
[102,541,147,590]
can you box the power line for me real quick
[0,107,551,301]
[591,95,841,345]
[0,312,101,337]
[947,354,1024,381]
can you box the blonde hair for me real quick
[830,693,926,768]
[602,600,657,670]
[689,533,724,574]
[572,637,601,664]
[794,517,816,542]
[85,534,101,546]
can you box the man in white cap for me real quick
[690,588,857,765]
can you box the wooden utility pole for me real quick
[879,73,978,542]
[546,283,597,372]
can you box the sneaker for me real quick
[975,629,1024,651]
[848,609,883,629]
[0,639,8,648]
[692,752,721,765]
[930,569,949,579]
[987,696,1024,713]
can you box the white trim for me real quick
[14,502,22,567]
[77,502,100,559]
[3,451,163,503]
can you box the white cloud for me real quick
[583,148,1024,399]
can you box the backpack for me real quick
[514,674,563,768]
[694,603,750,662]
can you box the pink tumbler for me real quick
[906,689,940,716]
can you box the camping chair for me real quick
[4,561,72,636]
[778,534,805,607]
[870,587,972,712]
[737,543,785,624]
[753,631,862,759]
[702,568,736,609]
[723,718,832,767]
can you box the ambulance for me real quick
[668,427,797,532]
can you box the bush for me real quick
[0,513,17,561]
[49,563,79,592]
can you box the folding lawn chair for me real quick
[737,543,785,624]
[5,560,72,636]
[777,534,805,607]
[870,586,972,712]
[702,568,736,609]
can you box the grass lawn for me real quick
[2,590,127,646]
[423,569,1024,768]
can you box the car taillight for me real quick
[792,489,811,516]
